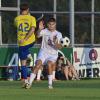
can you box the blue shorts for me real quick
[19,42,35,60]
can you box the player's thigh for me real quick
[35,59,42,66]
[19,43,34,60]
[46,54,58,63]
[37,49,48,64]
[19,47,29,60]
[46,54,58,70]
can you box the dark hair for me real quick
[47,17,56,23]
[35,18,45,32]
[20,3,29,11]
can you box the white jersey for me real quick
[38,28,62,55]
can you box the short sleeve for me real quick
[57,32,62,42]
[38,29,45,37]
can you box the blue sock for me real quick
[21,66,27,79]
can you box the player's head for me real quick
[20,3,29,14]
[47,17,56,31]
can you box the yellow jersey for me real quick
[14,14,36,46]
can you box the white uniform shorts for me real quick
[36,49,58,65]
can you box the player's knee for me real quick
[47,61,53,66]
[35,60,42,69]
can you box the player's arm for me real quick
[20,17,36,43]
[25,17,36,40]
[24,26,35,41]
[19,26,36,44]
[54,40,62,49]
[36,20,45,38]
[53,35,63,49]
[37,29,42,38]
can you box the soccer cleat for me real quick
[25,83,32,89]
[77,78,80,80]
[48,85,53,89]
[22,83,27,88]
[36,79,41,82]
[53,78,58,82]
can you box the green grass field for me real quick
[0,79,100,100]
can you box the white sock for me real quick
[24,79,28,84]
[52,71,55,80]
[27,54,33,66]
[48,75,53,86]
[29,73,36,84]
[37,69,42,80]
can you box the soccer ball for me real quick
[60,37,70,47]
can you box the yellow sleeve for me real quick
[31,16,36,28]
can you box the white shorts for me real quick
[37,49,58,65]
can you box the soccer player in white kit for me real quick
[26,17,62,89]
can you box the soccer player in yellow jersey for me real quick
[14,3,36,87]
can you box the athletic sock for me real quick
[29,73,36,84]
[37,69,42,80]
[24,79,28,84]
[21,66,27,80]
[48,75,53,86]
[52,71,56,80]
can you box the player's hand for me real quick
[18,39,25,44]
[53,36,62,49]
[38,20,45,30]
[53,35,58,44]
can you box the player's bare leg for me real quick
[36,66,43,81]
[47,61,53,89]
[20,60,28,88]
[52,62,57,81]
[25,60,42,89]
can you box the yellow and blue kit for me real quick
[14,14,36,60]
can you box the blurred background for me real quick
[0,0,100,47]
[0,0,100,80]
